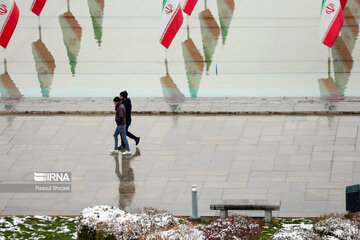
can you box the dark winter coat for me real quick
[115,103,126,126]
[122,98,132,126]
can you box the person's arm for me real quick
[119,106,126,123]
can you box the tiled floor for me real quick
[0,115,359,217]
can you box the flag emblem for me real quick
[319,0,344,48]
[159,0,184,49]
[165,4,173,14]
[326,4,335,14]
[0,4,7,15]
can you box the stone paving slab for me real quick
[0,115,359,217]
[1,97,360,115]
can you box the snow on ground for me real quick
[315,216,360,240]
[146,223,204,240]
[78,205,178,239]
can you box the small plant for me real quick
[77,205,177,240]
[314,214,360,240]
[202,215,260,240]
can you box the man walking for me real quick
[110,97,131,155]
[119,91,140,150]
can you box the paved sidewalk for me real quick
[1,97,360,114]
[0,115,359,217]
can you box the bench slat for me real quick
[210,199,280,211]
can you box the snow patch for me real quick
[78,205,177,239]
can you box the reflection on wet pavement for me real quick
[87,0,104,47]
[31,27,56,98]
[318,2,358,102]
[0,115,359,217]
[1,0,360,98]
[59,1,82,76]
[114,148,140,210]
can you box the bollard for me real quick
[191,185,199,219]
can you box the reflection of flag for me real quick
[319,0,344,47]
[199,9,220,72]
[30,0,47,16]
[330,2,359,96]
[160,0,184,48]
[332,36,353,93]
[318,77,344,101]
[181,38,204,97]
[341,5,359,53]
[59,11,82,75]
[183,0,198,16]
[160,74,185,100]
[217,0,234,45]
[0,73,22,99]
[31,39,56,97]
[87,0,104,47]
[0,0,19,48]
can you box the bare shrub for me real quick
[202,215,260,240]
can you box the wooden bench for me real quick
[210,199,281,225]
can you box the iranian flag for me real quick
[183,0,198,16]
[30,0,47,16]
[31,39,56,97]
[340,0,348,9]
[59,11,82,75]
[181,38,204,97]
[160,0,183,48]
[319,0,344,48]
[0,0,19,48]
[87,0,104,47]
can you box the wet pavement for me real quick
[0,115,359,217]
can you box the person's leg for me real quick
[113,126,120,150]
[126,124,137,140]
[119,125,130,151]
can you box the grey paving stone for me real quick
[0,115,359,217]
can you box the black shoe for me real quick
[118,145,125,151]
[135,137,140,146]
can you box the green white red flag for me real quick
[318,77,344,101]
[199,9,220,72]
[183,0,198,16]
[31,39,56,97]
[160,74,185,100]
[87,0,104,47]
[340,0,348,9]
[0,0,19,48]
[319,0,344,48]
[181,38,204,97]
[30,0,47,16]
[59,11,82,75]
[0,73,22,99]
[217,0,235,45]
[160,0,184,48]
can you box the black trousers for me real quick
[120,123,137,146]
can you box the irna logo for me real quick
[34,172,71,182]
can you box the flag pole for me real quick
[67,0,70,12]
[186,15,190,40]
[3,48,7,74]
[165,49,169,75]
[205,0,207,9]
[38,16,42,40]
[328,47,331,79]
